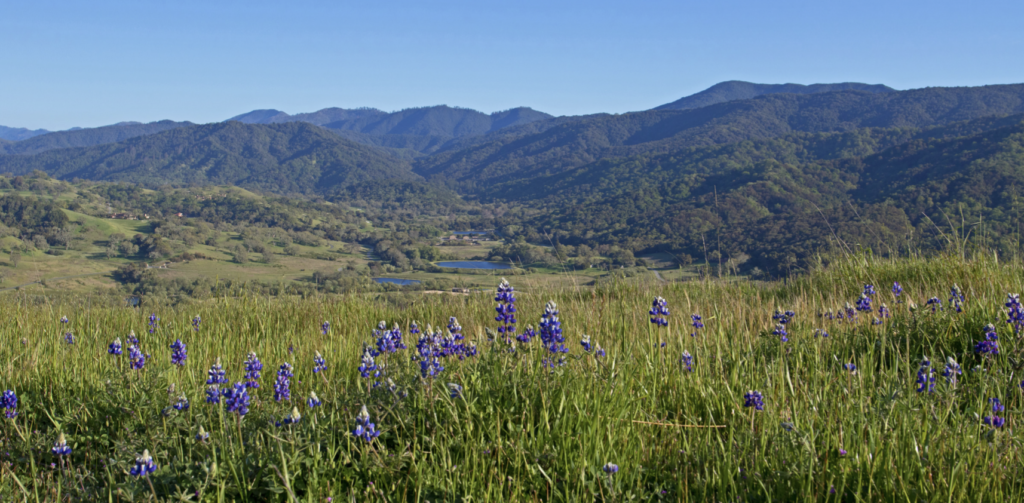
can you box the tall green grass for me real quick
[0,252,1022,501]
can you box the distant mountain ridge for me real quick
[653,81,896,111]
[0,125,51,142]
[0,120,194,156]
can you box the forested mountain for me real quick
[0,122,418,194]
[653,81,895,110]
[0,120,193,156]
[414,84,1024,192]
[0,125,50,141]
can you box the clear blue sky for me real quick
[2,0,1022,130]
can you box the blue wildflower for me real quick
[307,391,322,408]
[205,385,220,404]
[814,328,829,338]
[595,343,606,357]
[147,313,159,334]
[680,351,693,372]
[916,359,935,393]
[743,390,764,410]
[128,345,146,370]
[949,284,965,313]
[0,390,16,418]
[353,405,380,443]
[926,297,942,313]
[863,284,876,296]
[580,334,593,352]
[773,324,788,343]
[244,352,263,388]
[603,462,619,474]
[942,357,962,386]
[206,358,227,385]
[410,321,421,336]
[843,363,857,374]
[129,450,157,477]
[51,433,71,457]
[878,304,890,320]
[690,314,704,337]
[983,398,1005,428]
[650,297,669,327]
[516,325,536,344]
[321,320,330,335]
[1006,293,1024,334]
[892,282,903,297]
[173,394,189,411]
[274,362,293,402]
[313,351,327,373]
[540,301,568,368]
[990,397,1005,413]
[63,332,74,344]
[494,278,518,342]
[192,315,201,331]
[169,339,187,367]
[223,382,250,416]
[855,294,872,312]
[108,338,122,355]
[195,426,209,442]
[448,383,463,399]
[60,315,69,325]
[281,407,302,426]
[126,330,139,346]
[974,329,1000,356]
[773,310,795,324]
[358,348,378,379]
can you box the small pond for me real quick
[373,278,421,285]
[436,261,511,270]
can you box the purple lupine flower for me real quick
[814,328,829,338]
[281,407,302,426]
[321,320,330,335]
[494,278,518,342]
[60,315,69,325]
[974,328,1000,356]
[983,398,1005,428]
[539,301,567,368]
[773,324,788,343]
[516,325,536,344]
[126,330,139,346]
[147,313,159,334]
[108,338,122,355]
[926,297,942,313]
[358,348,378,379]
[273,362,293,402]
[448,383,463,399]
[603,462,619,474]
[843,303,856,321]
[223,382,250,416]
[1005,293,1024,334]
[580,334,593,352]
[205,385,220,404]
[855,294,872,312]
[447,317,462,341]
[892,282,903,297]
[690,314,704,337]
[680,351,693,372]
[948,285,965,313]
[878,304,890,320]
[916,358,935,393]
[128,345,146,370]
[195,426,209,442]
[169,339,187,367]
[192,315,201,332]
[843,363,857,374]
[63,332,75,345]
[863,284,876,296]
[51,433,71,457]
[0,390,16,418]
[173,395,189,411]
[307,391,322,408]
[206,358,227,385]
[243,352,263,388]
[595,343,606,357]
[129,450,157,477]
[942,357,962,386]
[352,405,380,442]
[374,322,406,355]
[743,390,764,410]
[650,297,670,327]
[773,310,795,324]
[410,321,420,336]
[313,351,327,373]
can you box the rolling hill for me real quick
[652,80,896,110]
[0,125,50,142]
[0,120,193,156]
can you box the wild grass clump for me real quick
[0,253,1023,501]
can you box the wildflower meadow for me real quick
[1,253,1023,501]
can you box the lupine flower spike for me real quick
[603,462,619,474]
[1005,293,1024,334]
[126,330,139,346]
[147,313,159,334]
[223,382,250,416]
[195,426,209,442]
[173,394,189,411]
[680,351,693,372]
[539,301,568,368]
[274,362,293,402]
[353,405,380,442]
[130,450,157,477]
[983,398,1006,428]
[843,363,857,374]
[192,315,201,331]
[0,390,16,418]
[773,324,788,343]
[949,284,965,313]
[975,327,1000,356]
[448,383,463,399]
[580,334,593,352]
[916,358,935,393]
[63,331,75,344]
[892,282,903,298]
[307,391,322,408]
[108,338,123,355]
[169,339,187,366]
[744,390,764,410]
[690,314,704,337]
[51,433,71,456]
[943,357,962,386]
[244,352,263,388]
[313,351,327,373]
[650,297,669,327]
[494,278,518,343]
[128,345,146,370]
[282,407,302,425]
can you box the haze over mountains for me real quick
[4,80,1024,274]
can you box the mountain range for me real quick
[4,80,1024,274]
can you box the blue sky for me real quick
[2,0,1022,130]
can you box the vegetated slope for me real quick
[0,121,194,156]
[0,122,419,194]
[507,115,1024,275]
[415,84,1024,193]
[653,80,895,110]
[0,125,50,141]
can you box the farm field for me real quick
[0,253,1021,500]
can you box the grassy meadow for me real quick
[0,253,1022,501]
